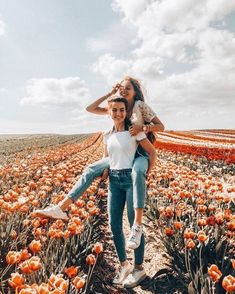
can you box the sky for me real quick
[0,0,235,134]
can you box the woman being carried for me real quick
[34,76,165,251]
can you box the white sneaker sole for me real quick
[123,273,147,288]
[126,242,141,250]
[33,211,68,220]
[112,267,132,285]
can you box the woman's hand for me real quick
[109,83,121,96]
[101,168,109,181]
[129,124,143,136]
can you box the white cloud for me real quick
[111,0,150,22]
[92,54,131,84]
[86,21,137,54]
[0,19,5,35]
[20,77,91,109]
[93,1,235,108]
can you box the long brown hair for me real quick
[121,76,156,144]
[122,76,145,102]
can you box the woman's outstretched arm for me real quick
[86,84,121,115]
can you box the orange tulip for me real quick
[6,251,21,264]
[164,206,174,218]
[20,249,31,261]
[231,259,235,270]
[206,216,216,226]
[29,240,42,253]
[93,242,103,254]
[215,213,224,225]
[186,239,196,249]
[197,230,208,243]
[198,205,207,213]
[227,220,235,231]
[37,283,50,294]
[198,218,207,227]
[75,199,85,208]
[86,254,96,266]
[184,229,196,239]
[72,276,86,290]
[173,221,183,230]
[18,288,37,294]
[164,227,174,236]
[29,256,42,271]
[208,264,222,282]
[222,275,235,292]
[64,266,79,279]
[8,272,25,288]
[19,256,42,274]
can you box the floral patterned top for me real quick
[130,100,156,126]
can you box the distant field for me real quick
[0,134,93,165]
[155,129,235,163]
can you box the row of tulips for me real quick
[165,131,235,144]
[0,134,109,293]
[154,138,235,163]
[145,148,235,293]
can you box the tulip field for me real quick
[0,130,234,294]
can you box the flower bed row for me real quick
[145,150,235,293]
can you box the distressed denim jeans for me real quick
[108,169,145,265]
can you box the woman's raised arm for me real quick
[86,84,121,115]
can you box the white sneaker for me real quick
[123,268,146,288]
[113,262,132,285]
[127,224,143,250]
[33,205,68,220]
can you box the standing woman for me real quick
[104,96,156,287]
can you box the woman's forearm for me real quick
[144,122,165,133]
[86,93,111,114]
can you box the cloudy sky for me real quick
[0,0,235,134]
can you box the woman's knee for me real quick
[131,166,146,181]
[109,219,122,236]
[132,158,148,176]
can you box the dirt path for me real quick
[106,207,167,294]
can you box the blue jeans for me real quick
[68,157,109,200]
[68,156,148,209]
[108,169,145,265]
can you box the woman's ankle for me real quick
[59,197,73,211]
[120,260,129,267]
[134,264,143,270]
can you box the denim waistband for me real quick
[109,168,132,175]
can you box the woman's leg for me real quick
[67,157,109,202]
[131,156,148,224]
[124,184,146,288]
[109,172,133,285]
[108,182,127,263]
[33,157,109,219]
[126,186,145,266]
